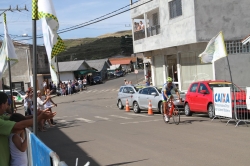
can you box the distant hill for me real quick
[58,30,133,62]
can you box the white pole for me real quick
[212,61,216,80]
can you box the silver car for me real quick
[132,86,186,114]
[117,85,144,110]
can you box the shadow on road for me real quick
[106,159,148,166]
[38,125,101,166]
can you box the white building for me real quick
[130,0,250,90]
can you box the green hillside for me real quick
[58,30,133,62]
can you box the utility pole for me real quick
[0,5,28,16]
[0,6,28,113]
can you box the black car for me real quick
[93,76,103,84]
[114,71,124,77]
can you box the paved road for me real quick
[17,70,250,166]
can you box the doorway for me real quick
[165,55,179,87]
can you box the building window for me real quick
[225,40,250,54]
[153,13,158,25]
[169,0,182,19]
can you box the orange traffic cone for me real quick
[125,99,130,112]
[148,100,154,115]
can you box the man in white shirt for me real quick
[140,21,145,30]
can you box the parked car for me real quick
[117,85,145,110]
[132,86,185,114]
[93,76,103,84]
[184,80,246,118]
[114,71,124,77]
[0,89,26,105]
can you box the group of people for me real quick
[59,77,87,96]
[0,90,56,166]
[134,21,145,31]
[124,79,132,85]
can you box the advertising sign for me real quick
[213,87,232,118]
[246,87,250,110]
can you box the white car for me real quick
[132,86,186,114]
[0,89,26,105]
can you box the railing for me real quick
[147,25,160,37]
[134,30,145,40]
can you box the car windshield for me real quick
[157,87,162,93]
[208,82,242,92]
[134,86,144,92]
[18,91,26,95]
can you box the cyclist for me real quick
[162,77,181,122]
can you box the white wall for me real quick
[59,72,75,83]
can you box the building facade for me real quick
[131,0,250,90]
[1,43,49,91]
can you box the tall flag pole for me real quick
[38,0,65,87]
[32,0,39,135]
[0,13,19,113]
[198,31,230,81]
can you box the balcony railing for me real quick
[147,25,160,37]
[134,30,145,41]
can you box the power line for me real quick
[15,0,153,41]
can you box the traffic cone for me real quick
[148,100,154,115]
[125,99,130,112]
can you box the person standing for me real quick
[9,113,28,166]
[43,80,47,95]
[140,21,145,30]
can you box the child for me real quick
[9,113,28,166]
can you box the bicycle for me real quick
[163,97,181,125]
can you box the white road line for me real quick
[112,89,116,91]
[105,89,110,92]
[126,113,153,117]
[75,118,95,123]
[116,89,119,91]
[110,115,132,119]
[100,90,105,92]
[120,119,162,124]
[94,116,110,121]
[92,90,97,92]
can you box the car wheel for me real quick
[159,102,163,114]
[184,103,192,116]
[117,100,124,110]
[208,104,214,119]
[133,101,141,113]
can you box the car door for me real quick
[120,87,129,105]
[196,83,210,112]
[137,88,149,109]
[148,87,159,110]
[126,87,135,106]
[187,83,199,111]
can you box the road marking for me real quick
[120,119,162,124]
[94,116,110,121]
[112,89,116,91]
[110,115,132,119]
[92,90,97,92]
[75,118,95,123]
[105,89,109,92]
[100,90,105,92]
[126,113,153,117]
[116,89,119,91]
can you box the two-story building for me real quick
[130,0,250,90]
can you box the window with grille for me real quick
[225,40,250,54]
[169,0,182,19]
[153,13,158,25]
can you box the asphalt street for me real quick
[16,70,250,166]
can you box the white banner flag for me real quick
[38,0,65,85]
[199,31,227,63]
[0,13,18,79]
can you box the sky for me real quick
[0,0,133,45]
